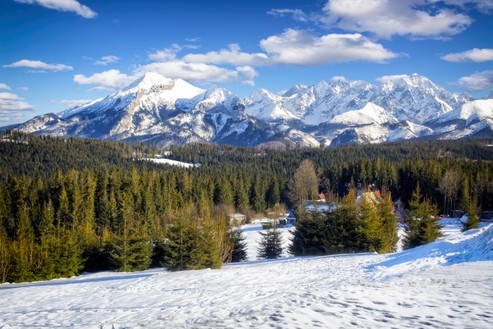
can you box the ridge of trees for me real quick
[0,132,492,282]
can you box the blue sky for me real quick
[1,0,493,126]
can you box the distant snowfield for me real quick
[141,157,197,168]
[1,222,492,328]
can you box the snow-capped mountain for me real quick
[14,72,282,147]
[10,72,493,148]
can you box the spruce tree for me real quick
[358,192,382,252]
[378,191,399,253]
[163,216,199,271]
[0,223,11,283]
[289,211,326,256]
[257,228,283,259]
[462,179,480,231]
[403,183,442,249]
[229,228,248,262]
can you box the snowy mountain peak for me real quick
[378,73,436,91]
[283,84,308,97]
[123,72,174,92]
[10,72,492,147]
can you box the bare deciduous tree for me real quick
[287,159,318,209]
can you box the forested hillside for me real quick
[1,133,492,283]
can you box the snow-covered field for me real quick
[1,222,492,328]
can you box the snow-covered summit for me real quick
[11,72,492,147]
[120,72,205,100]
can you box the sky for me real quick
[1,0,493,126]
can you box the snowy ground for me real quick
[1,222,492,328]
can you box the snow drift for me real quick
[1,224,492,328]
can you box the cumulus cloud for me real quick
[134,62,239,84]
[94,55,120,66]
[15,0,96,18]
[0,92,33,123]
[376,74,411,84]
[73,69,134,90]
[148,44,182,61]
[183,44,270,66]
[267,8,309,22]
[0,83,11,90]
[236,66,259,86]
[321,0,472,38]
[442,48,493,62]
[458,70,493,91]
[4,59,73,72]
[260,29,397,65]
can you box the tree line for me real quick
[0,133,492,282]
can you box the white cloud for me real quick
[442,48,493,62]
[376,74,411,84]
[15,0,96,18]
[236,66,259,86]
[331,76,348,82]
[0,83,10,90]
[54,99,92,108]
[18,86,29,92]
[260,29,397,65]
[148,44,182,61]
[267,8,309,22]
[135,62,239,84]
[94,55,120,66]
[458,70,493,91]
[183,44,270,66]
[4,59,73,72]
[73,69,134,90]
[0,92,33,123]
[322,0,472,39]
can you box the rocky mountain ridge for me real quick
[11,72,493,147]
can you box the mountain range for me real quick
[9,72,493,148]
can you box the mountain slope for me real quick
[11,72,491,147]
[2,224,492,328]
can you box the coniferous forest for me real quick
[1,132,493,283]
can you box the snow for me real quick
[15,72,486,147]
[330,102,397,126]
[141,157,197,168]
[2,222,492,328]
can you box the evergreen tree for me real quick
[111,189,152,272]
[378,190,399,253]
[289,211,326,256]
[403,183,442,249]
[229,228,248,262]
[462,179,480,231]
[358,192,382,252]
[0,223,11,282]
[257,228,283,259]
[163,215,200,271]
[324,189,362,253]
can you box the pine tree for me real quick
[0,223,11,283]
[358,192,382,252]
[289,211,326,256]
[257,228,283,259]
[229,228,248,262]
[403,183,442,249]
[111,189,152,272]
[324,189,361,253]
[378,190,399,253]
[163,215,199,271]
[462,179,480,231]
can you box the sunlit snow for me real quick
[1,221,492,328]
